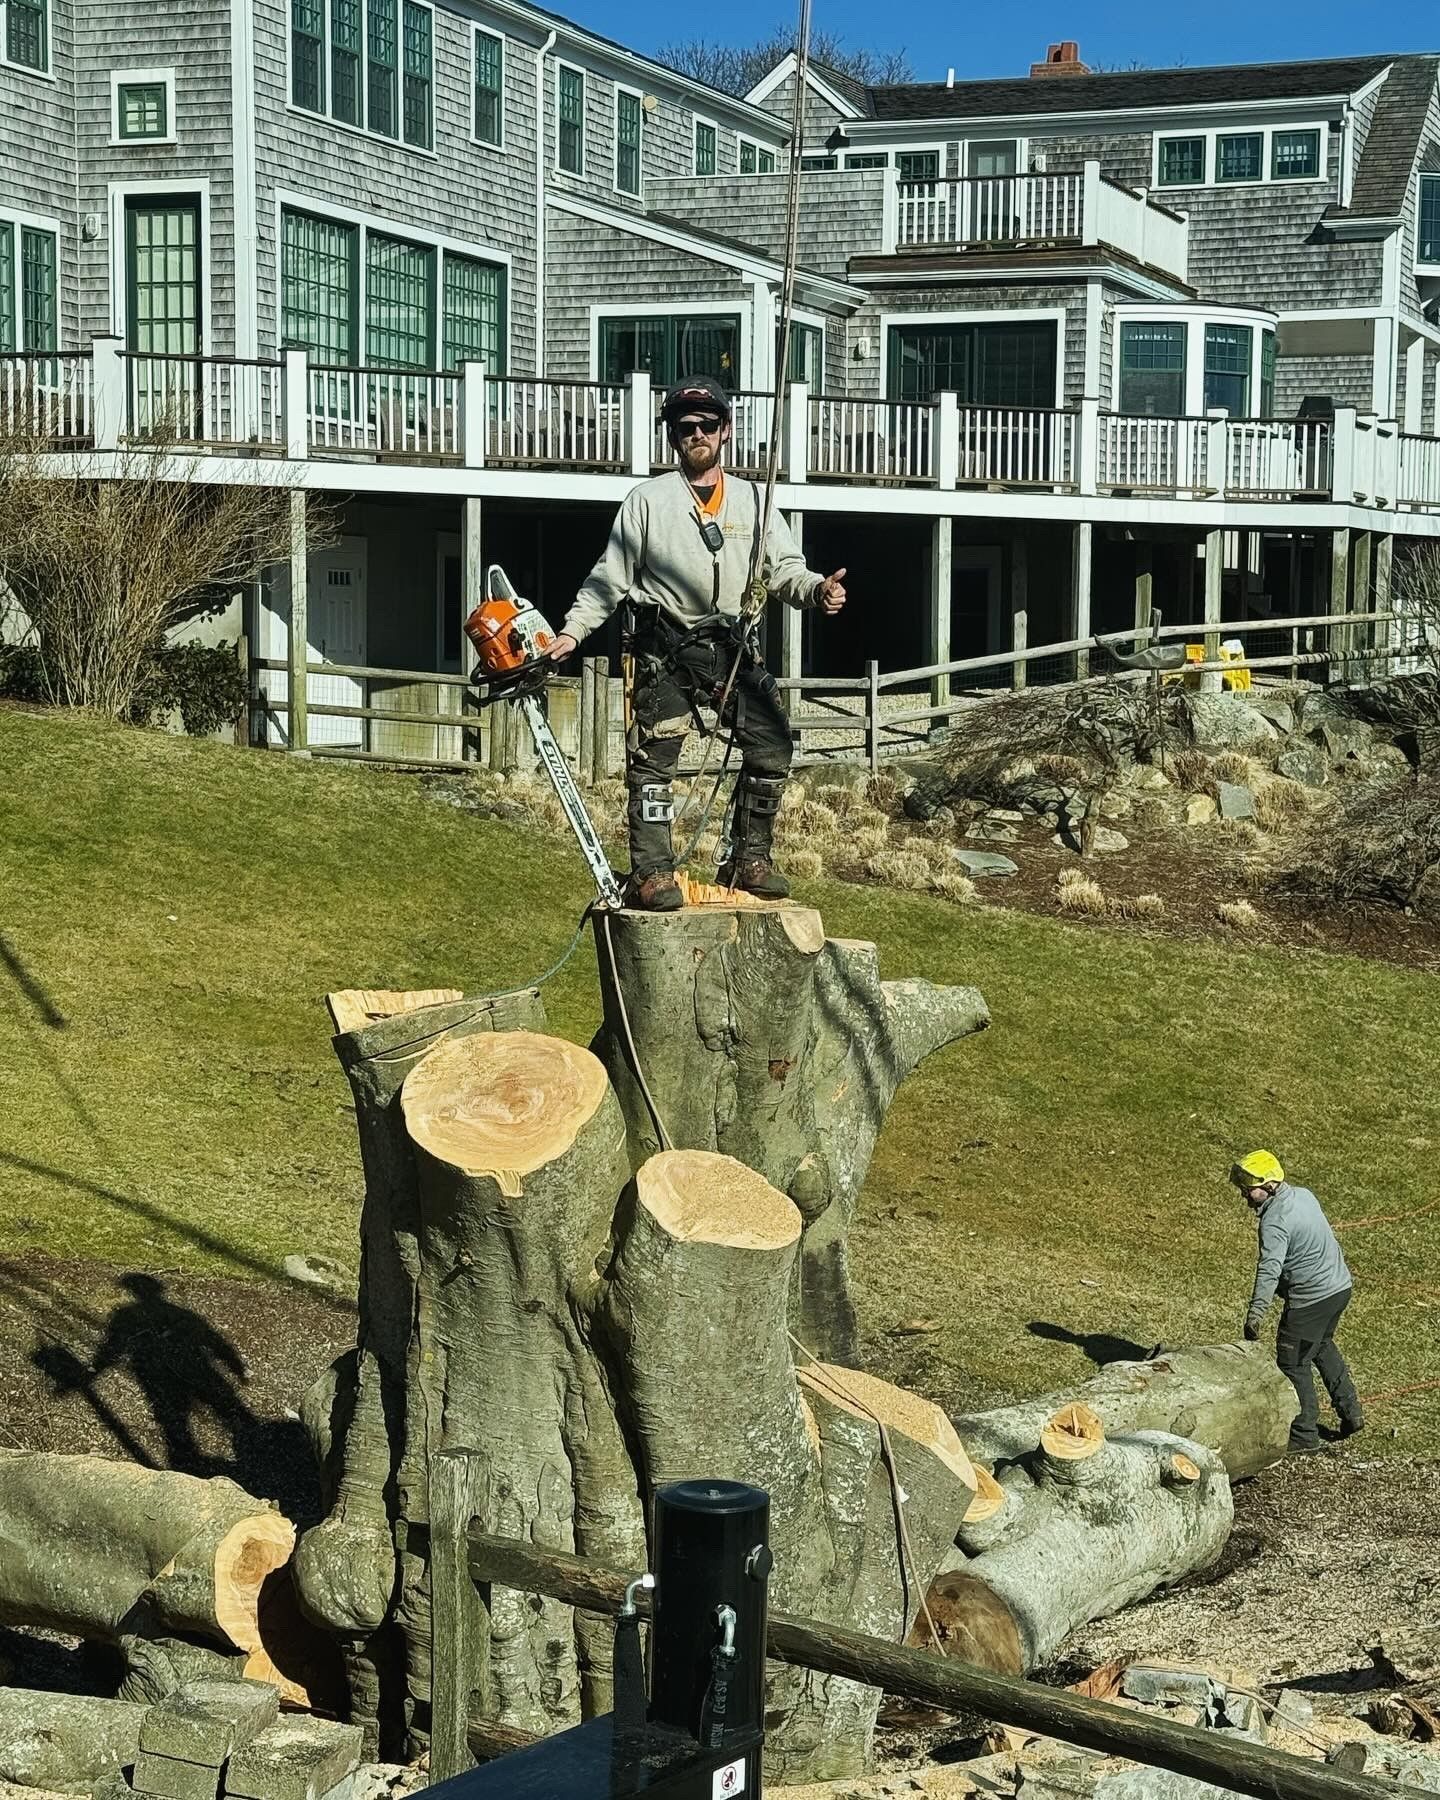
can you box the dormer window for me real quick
[1158,136,1206,186]
[1420,173,1440,266]
[1271,129,1319,179]
[1216,133,1262,184]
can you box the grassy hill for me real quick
[3,703,1437,1448]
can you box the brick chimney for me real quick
[1030,41,1090,78]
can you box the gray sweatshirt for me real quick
[562,471,823,644]
[1246,1181,1352,1329]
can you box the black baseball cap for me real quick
[661,375,732,423]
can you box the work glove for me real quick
[1242,1320,1261,1342]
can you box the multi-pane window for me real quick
[1158,137,1206,186]
[1259,329,1276,416]
[843,152,887,170]
[281,209,358,362]
[888,321,1056,406]
[599,312,739,386]
[442,254,506,372]
[366,233,433,366]
[1271,129,1320,179]
[0,219,57,352]
[117,81,169,139]
[558,66,584,173]
[331,0,361,125]
[739,138,777,173]
[473,28,503,145]
[1421,174,1440,265]
[616,89,641,195]
[968,140,1016,176]
[799,155,836,171]
[694,119,716,176]
[0,223,13,352]
[402,2,431,148]
[785,321,823,385]
[1217,133,1263,183]
[367,0,397,137]
[125,203,197,354]
[1119,321,1186,416]
[1204,323,1252,415]
[5,0,47,71]
[897,150,941,181]
[292,0,325,111]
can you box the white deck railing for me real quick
[809,395,936,482]
[0,351,93,442]
[956,405,1076,486]
[894,173,1084,249]
[651,390,777,474]
[488,378,624,468]
[1226,419,1331,496]
[124,354,284,449]
[1098,414,1210,491]
[308,366,461,457]
[1398,433,1440,509]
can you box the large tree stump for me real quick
[0,1688,149,1792]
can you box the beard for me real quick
[679,436,721,478]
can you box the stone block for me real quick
[953,849,1019,878]
[1120,1664,1220,1707]
[1184,795,1217,826]
[985,807,1027,824]
[1250,697,1295,735]
[131,1754,220,1800]
[1092,826,1129,853]
[1273,1689,1314,1726]
[140,1683,279,1767]
[966,819,1021,844]
[1275,745,1328,787]
[1319,718,1374,761]
[224,1720,363,1800]
[1215,782,1254,820]
[1184,694,1279,753]
[1204,1690,1266,1741]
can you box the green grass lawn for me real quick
[3,705,1436,1448]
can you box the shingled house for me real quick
[2,10,1439,751]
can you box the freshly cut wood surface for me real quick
[796,1364,976,1491]
[672,872,773,908]
[210,1512,296,1651]
[402,1031,609,1192]
[964,1466,1006,1523]
[1041,1403,1105,1460]
[325,988,463,1034]
[637,1149,800,1249]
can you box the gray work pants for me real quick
[1276,1286,1362,1447]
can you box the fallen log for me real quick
[954,1344,1297,1481]
[0,1453,292,1652]
[0,1689,148,1793]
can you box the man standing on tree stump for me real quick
[547,376,847,911]
[1232,1150,1365,1454]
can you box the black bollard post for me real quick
[650,1478,771,1779]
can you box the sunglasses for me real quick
[675,417,723,438]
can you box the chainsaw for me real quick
[464,565,625,912]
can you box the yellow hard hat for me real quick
[1232,1149,1284,1187]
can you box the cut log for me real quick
[0,1453,291,1652]
[954,1344,1297,1481]
[0,1688,148,1792]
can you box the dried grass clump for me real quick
[779,782,807,814]
[850,824,891,860]
[787,800,842,841]
[1216,898,1261,930]
[1034,753,1087,785]
[1170,749,1212,792]
[1057,872,1107,915]
[785,848,825,881]
[865,849,932,890]
[1107,892,1166,921]
[1209,752,1258,786]
[813,782,875,819]
[866,771,901,812]
[1252,778,1308,831]
[1056,867,1089,890]
[931,870,978,904]
[593,778,627,810]
[1215,818,1261,850]
[914,834,963,871]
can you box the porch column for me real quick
[1200,527,1223,693]
[1134,541,1153,635]
[930,515,953,714]
[780,511,806,697]
[461,498,483,678]
[1352,527,1373,667]
[1071,521,1092,679]
[1374,532,1395,664]
[1404,337,1426,435]
[286,491,309,754]
[1011,534,1029,691]
[1329,527,1351,677]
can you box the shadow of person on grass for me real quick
[1028,1319,1158,1367]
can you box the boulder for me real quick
[1215,782,1254,821]
[953,849,1020,878]
[967,819,1022,844]
[1318,717,1375,762]
[1184,795,1218,826]
[1184,694,1279,753]
[1275,745,1328,787]
[1250,696,1296,735]
[1099,794,1133,820]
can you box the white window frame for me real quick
[284,0,439,161]
[0,201,63,350]
[783,306,827,386]
[469,25,505,151]
[737,134,778,175]
[891,142,949,184]
[1111,304,1279,417]
[961,137,1027,178]
[555,59,586,175]
[0,0,51,78]
[1416,170,1440,271]
[588,299,751,387]
[842,149,890,171]
[1152,122,1329,191]
[613,81,644,198]
[108,178,213,353]
[272,186,512,370]
[110,67,178,146]
[879,305,1067,408]
[692,113,719,177]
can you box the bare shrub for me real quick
[1273,773,1440,914]
[865,849,932,890]
[1252,779,1307,831]
[0,408,327,719]
[931,871,978,904]
[1107,892,1166,921]
[1057,873,1106,915]
[1216,899,1261,929]
[1170,749,1212,792]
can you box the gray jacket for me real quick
[563,471,823,644]
[1247,1182,1352,1329]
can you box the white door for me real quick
[307,548,367,747]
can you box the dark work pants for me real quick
[1276,1286,1362,1446]
[626,635,792,877]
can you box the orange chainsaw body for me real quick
[464,591,556,678]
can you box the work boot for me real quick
[1338,1415,1366,1440]
[1286,1436,1325,1457]
[719,856,791,899]
[627,870,682,912]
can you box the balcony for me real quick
[882,161,1190,284]
[3,347,1436,515]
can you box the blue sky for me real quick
[563,0,1437,85]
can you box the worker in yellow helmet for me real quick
[1230,1151,1364,1455]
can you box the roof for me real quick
[807,56,870,113]
[1346,54,1440,215]
[863,54,1399,122]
